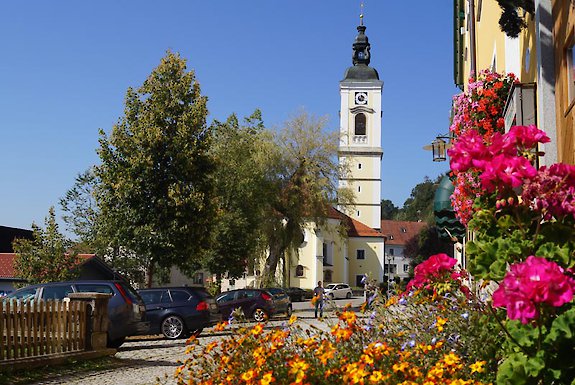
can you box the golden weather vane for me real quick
[360,1,364,26]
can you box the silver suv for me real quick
[7,280,149,348]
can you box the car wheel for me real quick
[162,315,186,339]
[253,308,267,322]
[286,305,293,317]
[346,292,352,299]
[107,336,126,349]
[329,293,334,299]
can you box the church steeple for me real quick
[343,21,379,81]
[352,25,371,66]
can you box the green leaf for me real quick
[497,353,528,385]
[545,307,575,344]
[535,242,572,266]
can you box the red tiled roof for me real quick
[0,253,96,279]
[0,254,16,278]
[327,207,383,238]
[379,220,427,245]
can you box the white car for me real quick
[324,283,353,299]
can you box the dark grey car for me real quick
[6,280,149,348]
[138,287,221,339]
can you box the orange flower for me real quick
[339,311,357,326]
[260,371,275,385]
[251,323,264,336]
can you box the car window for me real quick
[217,291,237,303]
[160,290,171,304]
[41,285,74,300]
[170,290,191,302]
[326,284,336,290]
[75,284,115,295]
[9,288,38,301]
[139,290,164,304]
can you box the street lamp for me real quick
[423,133,453,162]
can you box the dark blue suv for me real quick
[138,287,221,339]
[6,280,149,348]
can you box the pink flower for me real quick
[407,254,459,292]
[492,256,575,324]
[522,163,575,220]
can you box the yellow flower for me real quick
[443,352,460,366]
[392,361,409,373]
[289,315,298,325]
[241,369,256,382]
[470,360,486,373]
[436,316,448,332]
[289,357,309,383]
[369,371,390,383]
[260,371,275,385]
[360,353,374,366]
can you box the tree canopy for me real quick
[95,51,216,286]
[260,111,351,285]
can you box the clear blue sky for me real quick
[1,1,459,232]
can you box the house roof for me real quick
[379,220,428,246]
[0,226,33,253]
[327,207,383,238]
[0,253,97,279]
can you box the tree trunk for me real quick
[261,241,286,287]
[146,262,154,288]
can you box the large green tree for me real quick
[260,111,352,285]
[95,51,215,287]
[12,207,79,285]
[204,110,274,283]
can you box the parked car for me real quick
[324,283,353,299]
[264,288,292,316]
[216,288,289,322]
[285,287,313,302]
[137,286,221,339]
[6,280,149,348]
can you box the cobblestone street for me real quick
[28,298,363,385]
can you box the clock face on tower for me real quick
[355,92,368,105]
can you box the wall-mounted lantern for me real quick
[423,133,452,162]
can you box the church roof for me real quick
[327,206,383,238]
[380,220,428,246]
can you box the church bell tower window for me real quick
[354,113,366,136]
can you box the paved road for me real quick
[30,297,365,385]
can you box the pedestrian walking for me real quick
[313,281,325,318]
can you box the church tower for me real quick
[338,18,383,230]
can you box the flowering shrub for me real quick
[173,255,501,385]
[448,70,517,225]
[406,253,469,298]
[448,118,575,382]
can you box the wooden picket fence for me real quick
[0,299,88,361]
